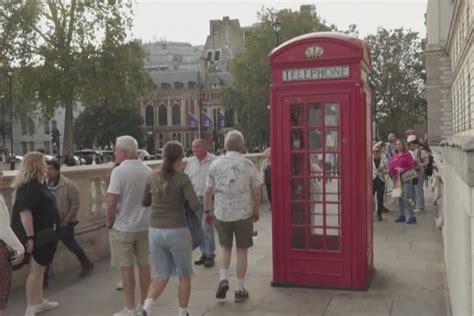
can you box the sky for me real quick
[132,0,428,45]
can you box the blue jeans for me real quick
[398,181,415,218]
[196,208,216,258]
[414,172,425,210]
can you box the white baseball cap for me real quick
[407,135,417,143]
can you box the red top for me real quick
[389,152,414,177]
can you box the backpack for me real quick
[424,154,434,176]
[419,144,434,177]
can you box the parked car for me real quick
[74,149,103,165]
[100,150,114,163]
[137,149,154,161]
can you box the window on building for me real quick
[214,50,220,61]
[161,82,171,90]
[174,82,184,90]
[145,105,154,126]
[172,104,181,126]
[27,117,35,135]
[44,121,50,134]
[20,119,27,135]
[29,141,35,152]
[188,81,197,89]
[206,51,213,61]
[21,142,28,155]
[158,104,168,126]
[44,141,51,154]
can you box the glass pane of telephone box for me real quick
[325,103,339,126]
[292,227,306,250]
[309,227,324,250]
[290,104,305,126]
[325,129,339,151]
[326,229,341,251]
[324,154,339,177]
[290,130,305,151]
[309,178,323,201]
[290,153,306,176]
[291,178,307,201]
[291,203,306,225]
[309,154,323,175]
[325,178,340,202]
[308,104,323,126]
[308,129,323,151]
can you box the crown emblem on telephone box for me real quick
[305,45,324,59]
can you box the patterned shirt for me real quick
[206,151,262,222]
[184,153,216,197]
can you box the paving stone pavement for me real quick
[6,191,449,316]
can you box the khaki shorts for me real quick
[215,217,253,249]
[109,229,149,267]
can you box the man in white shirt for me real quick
[184,139,216,268]
[204,130,262,303]
[106,136,152,316]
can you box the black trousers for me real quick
[44,223,91,286]
[58,223,91,267]
[373,178,385,216]
[265,181,272,204]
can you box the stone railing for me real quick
[4,153,266,288]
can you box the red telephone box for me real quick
[269,32,373,290]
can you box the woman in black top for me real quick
[10,152,60,315]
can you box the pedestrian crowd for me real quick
[0,130,264,316]
[372,131,433,223]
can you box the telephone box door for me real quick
[283,93,351,288]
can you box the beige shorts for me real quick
[109,229,149,267]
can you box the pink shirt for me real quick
[389,152,414,177]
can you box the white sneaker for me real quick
[116,280,123,290]
[113,308,139,316]
[25,299,59,315]
[414,209,421,213]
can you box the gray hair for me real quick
[224,130,245,152]
[115,135,138,158]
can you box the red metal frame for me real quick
[269,33,373,290]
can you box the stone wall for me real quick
[425,48,453,144]
[434,141,474,316]
[4,154,266,289]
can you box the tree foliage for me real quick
[0,0,151,154]
[366,28,426,139]
[74,105,144,150]
[222,8,331,145]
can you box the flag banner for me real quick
[188,112,198,128]
[202,111,212,128]
[218,110,225,128]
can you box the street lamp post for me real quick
[272,18,282,47]
[7,71,14,170]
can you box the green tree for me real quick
[1,0,150,155]
[222,8,331,145]
[365,28,426,139]
[74,105,145,150]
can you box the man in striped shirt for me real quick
[184,139,217,268]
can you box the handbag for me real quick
[35,226,59,248]
[391,176,402,199]
[185,206,203,250]
[401,169,418,183]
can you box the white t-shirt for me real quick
[206,151,262,222]
[0,195,24,254]
[107,159,152,232]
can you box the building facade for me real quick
[141,17,243,152]
[426,0,473,315]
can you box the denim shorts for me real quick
[149,227,193,278]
